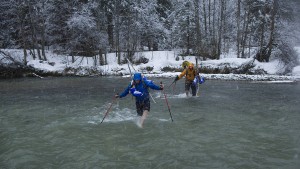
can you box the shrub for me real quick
[145,66,153,71]
[134,56,149,65]
[161,66,182,72]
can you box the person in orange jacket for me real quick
[174,63,197,96]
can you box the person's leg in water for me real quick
[136,99,150,128]
[191,83,197,96]
[136,102,143,128]
[185,91,189,97]
[185,81,192,97]
[139,110,149,128]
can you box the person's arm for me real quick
[118,84,131,98]
[145,80,163,90]
[174,69,186,82]
[178,69,187,79]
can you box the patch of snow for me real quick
[27,60,65,73]
[254,59,283,74]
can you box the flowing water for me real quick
[0,77,299,169]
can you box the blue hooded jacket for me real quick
[119,73,162,101]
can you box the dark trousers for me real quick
[135,99,150,116]
[185,81,197,96]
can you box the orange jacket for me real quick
[178,68,197,82]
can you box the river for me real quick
[0,77,299,169]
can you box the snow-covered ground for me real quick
[1,48,300,81]
[293,47,300,77]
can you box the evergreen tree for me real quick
[46,0,74,52]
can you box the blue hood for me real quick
[133,73,142,80]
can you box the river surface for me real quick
[0,77,300,169]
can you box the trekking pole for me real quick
[161,82,174,122]
[126,58,136,72]
[100,96,117,124]
[149,93,156,103]
[172,81,176,95]
[168,80,176,95]
[168,80,176,88]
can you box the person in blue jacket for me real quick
[115,73,164,128]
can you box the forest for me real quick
[1,0,300,73]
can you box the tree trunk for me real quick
[266,0,277,62]
[41,1,47,61]
[202,0,207,35]
[241,4,250,58]
[23,48,27,65]
[258,20,265,62]
[115,0,121,64]
[106,12,114,51]
[208,0,211,32]
[99,49,104,65]
[212,0,216,39]
[94,56,97,67]
[222,0,227,54]
[194,0,201,55]
[20,20,27,65]
[236,0,241,58]
[248,33,251,58]
[41,21,47,61]
[217,0,225,59]
[186,16,190,55]
[36,48,42,60]
[28,2,40,60]
[211,0,217,58]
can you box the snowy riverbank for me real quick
[136,73,298,82]
[1,49,300,81]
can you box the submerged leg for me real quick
[191,84,197,96]
[139,110,149,128]
[185,90,189,97]
[185,81,192,97]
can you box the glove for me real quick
[159,82,164,90]
[174,75,179,81]
[115,94,120,98]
